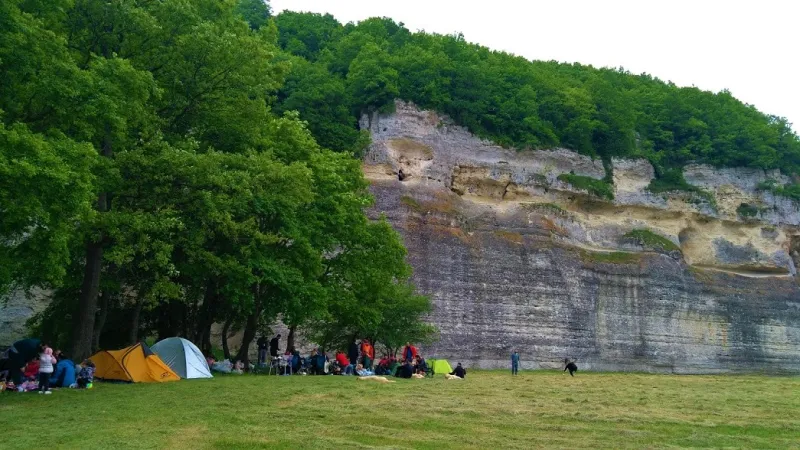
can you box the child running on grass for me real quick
[38,347,56,394]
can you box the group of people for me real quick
[244,336,469,380]
[0,339,95,394]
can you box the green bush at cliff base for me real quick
[623,229,680,253]
[557,173,614,200]
[2,372,799,449]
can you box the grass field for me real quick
[2,371,799,449]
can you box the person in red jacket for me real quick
[402,342,418,362]
[335,351,354,375]
[23,359,40,381]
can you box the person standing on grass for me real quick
[256,335,268,365]
[402,342,418,362]
[269,334,281,358]
[360,339,374,369]
[348,339,359,366]
[511,351,520,376]
[38,347,56,394]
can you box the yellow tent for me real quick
[90,343,180,383]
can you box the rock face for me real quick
[0,288,50,348]
[362,100,800,373]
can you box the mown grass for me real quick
[2,371,799,449]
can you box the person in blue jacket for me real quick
[511,351,520,376]
[51,356,77,388]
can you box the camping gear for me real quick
[151,337,212,379]
[90,343,179,383]
[427,359,453,376]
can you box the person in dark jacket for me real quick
[291,348,300,374]
[256,336,268,365]
[511,351,520,376]
[348,340,359,366]
[7,339,43,384]
[269,334,281,358]
[564,358,577,376]
[449,363,466,379]
[398,360,414,379]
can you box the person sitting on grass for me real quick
[398,360,414,379]
[232,360,244,374]
[335,350,354,375]
[23,358,39,381]
[313,349,328,375]
[449,363,466,379]
[414,355,428,375]
[564,358,578,377]
[50,354,76,388]
[291,348,300,374]
[355,364,374,377]
[77,360,95,388]
[375,356,390,375]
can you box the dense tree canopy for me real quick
[272,12,800,183]
[3,0,432,362]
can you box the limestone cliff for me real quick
[362,100,800,373]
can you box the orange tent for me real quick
[90,343,180,383]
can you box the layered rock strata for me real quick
[362,100,800,373]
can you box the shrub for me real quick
[400,195,421,210]
[557,173,614,200]
[580,251,640,264]
[623,229,680,253]
[736,203,760,218]
[758,179,800,202]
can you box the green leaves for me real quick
[0,122,97,293]
[273,12,800,180]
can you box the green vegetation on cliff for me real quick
[557,173,615,200]
[623,229,681,253]
[272,12,800,184]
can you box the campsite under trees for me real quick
[3,0,800,361]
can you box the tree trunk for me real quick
[70,132,112,362]
[234,284,262,366]
[286,325,296,352]
[195,283,217,354]
[92,291,110,353]
[221,317,233,360]
[127,300,144,345]
[70,240,103,361]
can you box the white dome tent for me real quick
[151,337,212,379]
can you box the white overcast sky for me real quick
[271,0,800,132]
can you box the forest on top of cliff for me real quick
[272,11,800,187]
